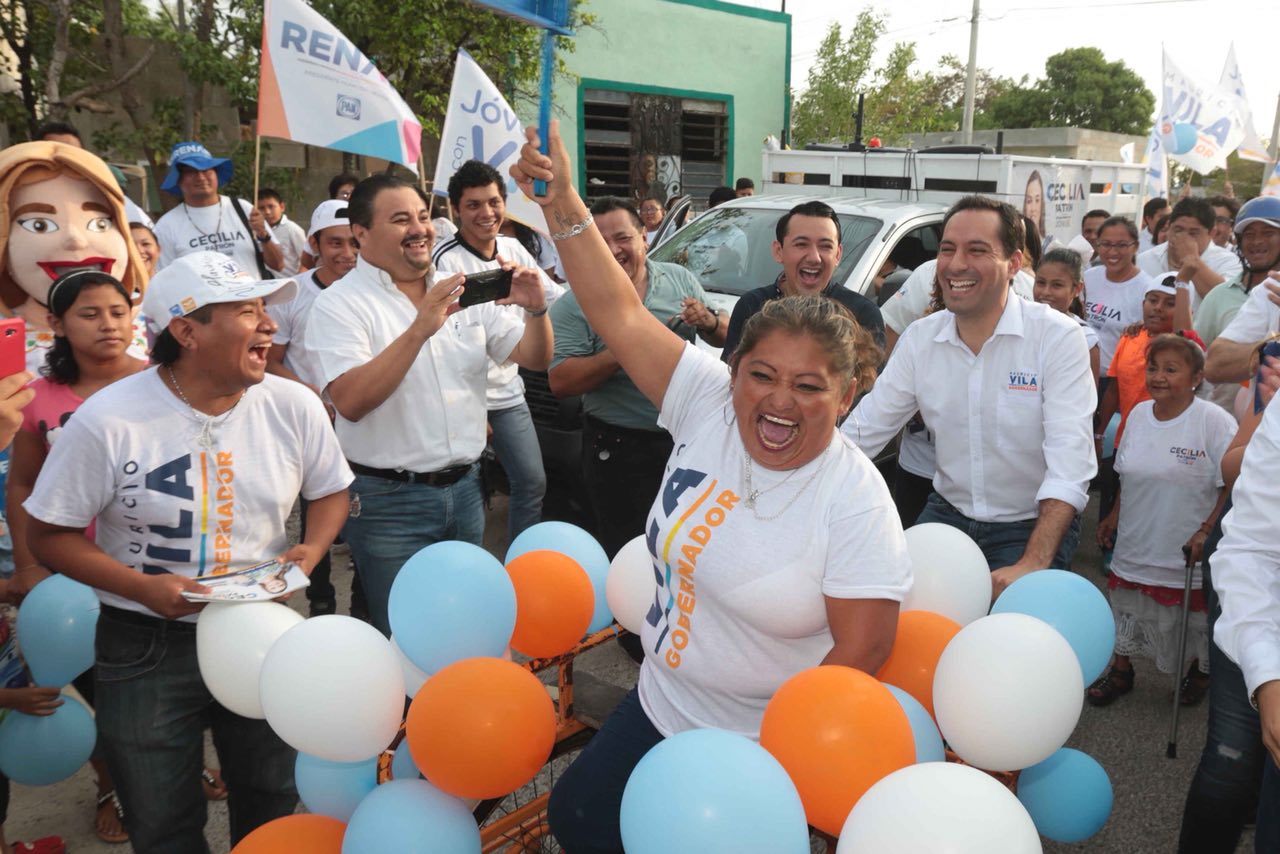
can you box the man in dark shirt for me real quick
[721,200,885,362]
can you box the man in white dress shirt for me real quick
[844,196,1096,595]
[306,174,553,635]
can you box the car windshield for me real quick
[649,206,881,297]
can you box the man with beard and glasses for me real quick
[306,174,553,635]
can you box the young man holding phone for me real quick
[307,174,552,636]
[432,160,563,542]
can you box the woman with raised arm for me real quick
[512,122,911,852]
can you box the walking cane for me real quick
[1167,545,1198,759]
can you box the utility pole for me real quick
[961,0,980,145]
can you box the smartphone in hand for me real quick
[1254,339,1280,414]
[0,317,25,378]
[458,268,514,309]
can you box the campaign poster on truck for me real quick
[1011,162,1091,252]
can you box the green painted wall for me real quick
[553,0,790,193]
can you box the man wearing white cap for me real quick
[22,251,353,852]
[153,140,284,278]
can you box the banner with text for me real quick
[1012,162,1091,250]
[1159,50,1246,175]
[1143,119,1168,200]
[1218,44,1269,164]
[433,49,545,232]
[258,0,422,171]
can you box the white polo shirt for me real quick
[268,269,328,389]
[1216,276,1280,343]
[1137,242,1242,312]
[1211,396,1280,700]
[431,234,562,410]
[880,259,1035,336]
[844,295,1097,522]
[307,256,524,471]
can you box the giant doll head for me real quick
[0,141,146,315]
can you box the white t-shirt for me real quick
[1083,266,1150,374]
[1112,398,1236,588]
[23,370,353,620]
[431,235,563,410]
[268,270,328,389]
[1218,276,1280,343]
[1137,242,1242,313]
[270,215,308,277]
[1075,314,1100,353]
[636,345,912,738]
[880,259,1034,336]
[153,197,275,277]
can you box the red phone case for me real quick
[0,317,25,378]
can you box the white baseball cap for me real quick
[308,199,352,239]
[142,251,297,335]
[1146,276,1178,298]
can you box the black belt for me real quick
[583,414,671,442]
[100,604,198,631]
[349,460,473,486]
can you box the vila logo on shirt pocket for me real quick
[1007,370,1039,392]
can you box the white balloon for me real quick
[391,635,429,698]
[901,523,992,626]
[933,613,1083,771]
[605,535,657,634]
[259,615,405,762]
[837,763,1041,854]
[196,602,304,719]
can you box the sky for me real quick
[731,0,1279,149]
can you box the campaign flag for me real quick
[433,49,545,232]
[258,0,422,172]
[1143,120,1167,200]
[1158,50,1247,174]
[1218,44,1269,163]
[1263,162,1280,199]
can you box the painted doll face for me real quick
[7,173,129,306]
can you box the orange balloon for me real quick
[759,665,914,837]
[406,656,556,800]
[506,550,594,657]
[231,814,344,853]
[876,610,962,718]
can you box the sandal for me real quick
[13,838,67,854]
[1179,664,1211,707]
[202,767,229,801]
[94,789,128,844]
[1086,665,1135,707]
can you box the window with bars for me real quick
[582,87,728,209]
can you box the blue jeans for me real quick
[548,688,664,854]
[1179,498,1265,853]
[915,491,1082,570]
[488,401,546,541]
[94,607,296,853]
[342,467,484,636]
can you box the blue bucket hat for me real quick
[160,141,233,197]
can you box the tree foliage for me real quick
[988,47,1155,135]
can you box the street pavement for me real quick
[7,493,1254,852]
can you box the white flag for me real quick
[258,0,422,170]
[1263,162,1280,199]
[1218,45,1270,164]
[433,50,546,233]
[1159,50,1247,174]
[1143,119,1167,200]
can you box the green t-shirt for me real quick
[1193,274,1248,347]
[550,260,708,430]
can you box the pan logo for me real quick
[336,94,362,120]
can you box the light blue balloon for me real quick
[1101,412,1120,460]
[17,574,99,687]
[884,685,945,763]
[342,779,479,854]
[0,695,95,785]
[507,521,613,633]
[620,728,809,854]
[991,569,1116,684]
[1017,748,1113,843]
[390,745,421,780]
[388,541,516,675]
[295,753,378,822]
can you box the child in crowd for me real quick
[1034,248,1100,386]
[1091,335,1236,706]
[128,223,159,277]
